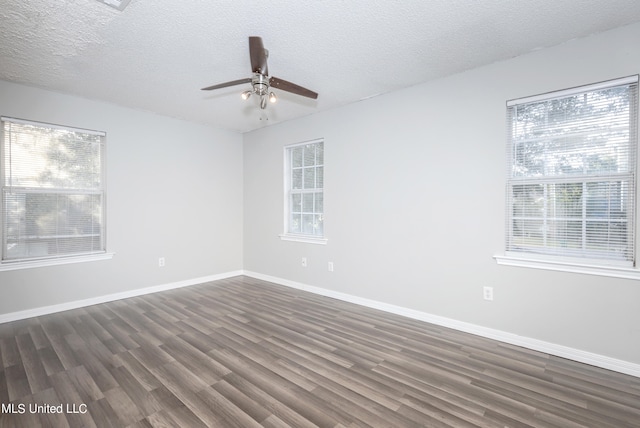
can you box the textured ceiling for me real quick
[2,1,640,133]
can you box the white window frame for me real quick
[495,76,640,279]
[0,117,113,271]
[280,138,327,245]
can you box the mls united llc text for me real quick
[2,403,88,414]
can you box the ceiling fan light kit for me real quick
[202,37,318,111]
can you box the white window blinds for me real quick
[506,76,638,265]
[1,118,106,263]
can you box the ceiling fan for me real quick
[201,37,318,110]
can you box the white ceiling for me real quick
[2,1,640,133]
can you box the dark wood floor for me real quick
[1,276,639,427]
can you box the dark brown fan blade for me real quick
[249,36,268,75]
[269,77,318,99]
[201,78,251,91]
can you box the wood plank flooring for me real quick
[1,275,639,427]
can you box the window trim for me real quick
[494,253,640,280]
[507,76,639,107]
[0,117,109,268]
[0,251,114,272]
[279,233,328,245]
[280,138,327,244]
[497,76,639,277]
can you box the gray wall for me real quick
[1,22,639,368]
[0,80,244,314]
[243,23,640,364]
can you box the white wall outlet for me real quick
[483,286,493,301]
[301,257,307,267]
[158,257,165,267]
[328,261,334,272]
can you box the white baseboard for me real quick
[0,270,243,324]
[243,271,640,378]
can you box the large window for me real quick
[282,139,325,243]
[505,76,638,267]
[1,117,106,266]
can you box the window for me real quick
[281,139,326,244]
[503,76,638,269]
[1,117,107,268]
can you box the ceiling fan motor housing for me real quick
[251,73,270,95]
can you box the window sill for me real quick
[494,254,640,280]
[0,252,114,272]
[279,234,328,245]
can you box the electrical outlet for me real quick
[483,286,493,301]
[301,257,307,267]
[158,257,165,267]
[328,261,334,272]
